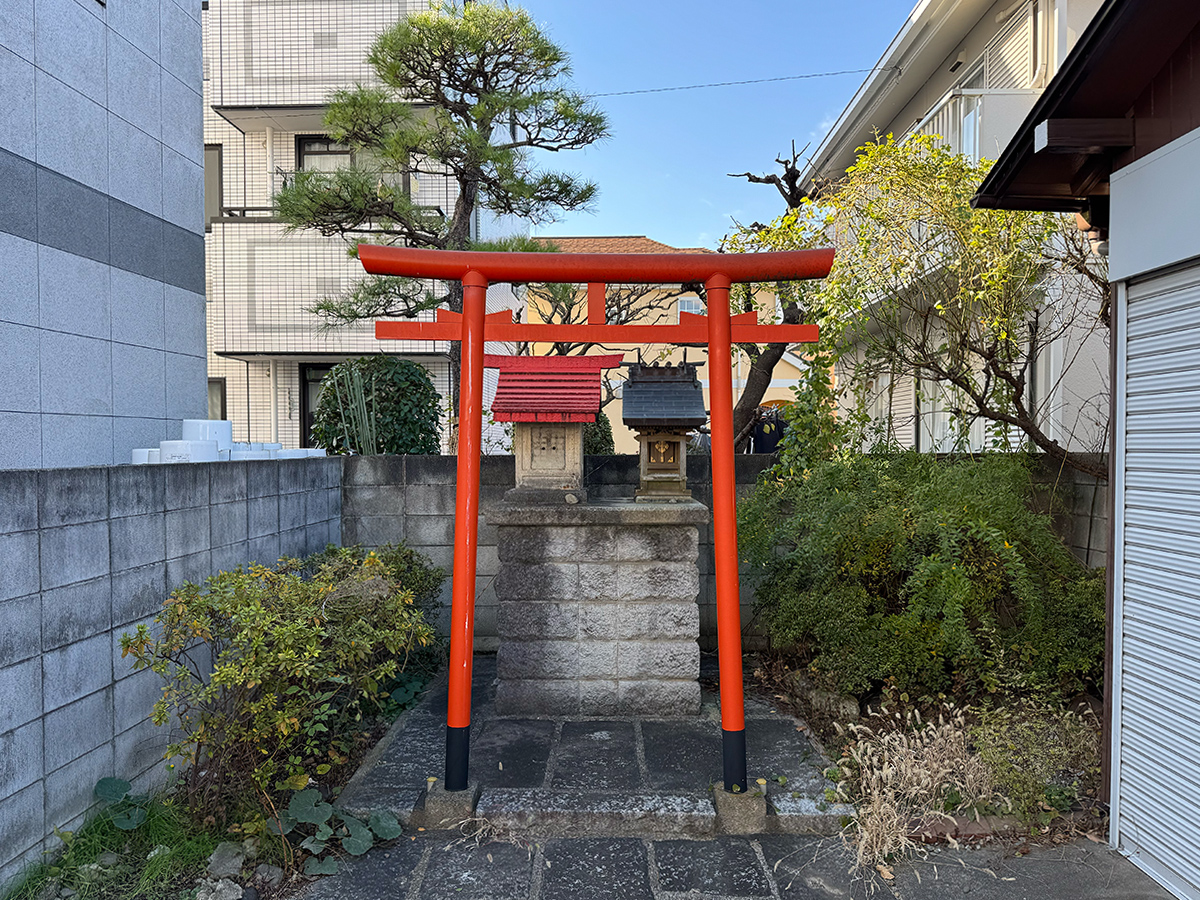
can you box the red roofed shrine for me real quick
[486,354,623,423]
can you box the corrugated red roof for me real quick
[486,354,623,423]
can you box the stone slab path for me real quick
[301,654,1175,900]
[337,654,844,838]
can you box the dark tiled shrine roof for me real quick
[487,354,623,423]
[621,362,708,429]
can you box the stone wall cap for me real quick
[487,498,710,526]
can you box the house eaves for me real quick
[801,0,997,196]
[972,0,1200,211]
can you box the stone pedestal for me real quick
[489,500,709,716]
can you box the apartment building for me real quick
[1,0,206,470]
[801,0,1107,454]
[202,0,522,450]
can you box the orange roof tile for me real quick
[534,236,711,255]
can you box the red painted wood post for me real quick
[445,269,488,791]
[704,273,748,792]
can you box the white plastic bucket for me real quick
[182,419,234,451]
[160,440,219,463]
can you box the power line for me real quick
[588,67,898,98]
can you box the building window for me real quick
[208,378,227,420]
[300,365,334,448]
[296,136,353,172]
[677,295,703,322]
[204,144,223,230]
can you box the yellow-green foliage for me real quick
[740,452,1104,698]
[972,701,1100,822]
[121,546,438,812]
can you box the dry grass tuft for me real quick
[832,706,1011,869]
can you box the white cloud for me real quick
[810,113,838,141]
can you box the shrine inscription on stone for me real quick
[531,426,567,470]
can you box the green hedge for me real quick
[739,452,1104,699]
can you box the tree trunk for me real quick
[732,343,789,451]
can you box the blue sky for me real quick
[517,1,915,250]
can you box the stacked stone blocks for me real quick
[491,503,707,716]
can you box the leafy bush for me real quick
[121,546,441,815]
[740,452,1104,698]
[583,409,616,455]
[310,355,441,455]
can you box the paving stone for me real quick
[654,837,772,896]
[550,721,640,791]
[642,719,720,790]
[477,789,714,839]
[299,837,425,900]
[541,838,652,900]
[470,719,554,788]
[420,839,532,900]
[748,719,828,799]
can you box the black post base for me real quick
[722,728,747,793]
[445,725,470,791]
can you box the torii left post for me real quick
[358,244,834,793]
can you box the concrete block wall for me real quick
[342,454,513,649]
[341,454,776,654]
[0,458,341,888]
[1030,454,1109,569]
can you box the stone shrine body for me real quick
[485,354,708,715]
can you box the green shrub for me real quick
[583,409,616,455]
[121,546,441,815]
[740,452,1104,699]
[310,355,441,455]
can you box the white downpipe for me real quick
[265,126,275,194]
[270,360,279,444]
[1054,0,1069,75]
[1109,280,1128,850]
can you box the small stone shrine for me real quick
[487,354,708,717]
[487,354,623,505]
[620,361,708,501]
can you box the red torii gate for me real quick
[359,243,833,795]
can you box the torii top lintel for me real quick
[360,244,833,345]
[358,244,834,285]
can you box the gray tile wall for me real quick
[0,457,342,889]
[0,0,206,471]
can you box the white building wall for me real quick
[202,0,500,449]
[828,0,1109,455]
[0,0,207,470]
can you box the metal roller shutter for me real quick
[1115,261,1200,900]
